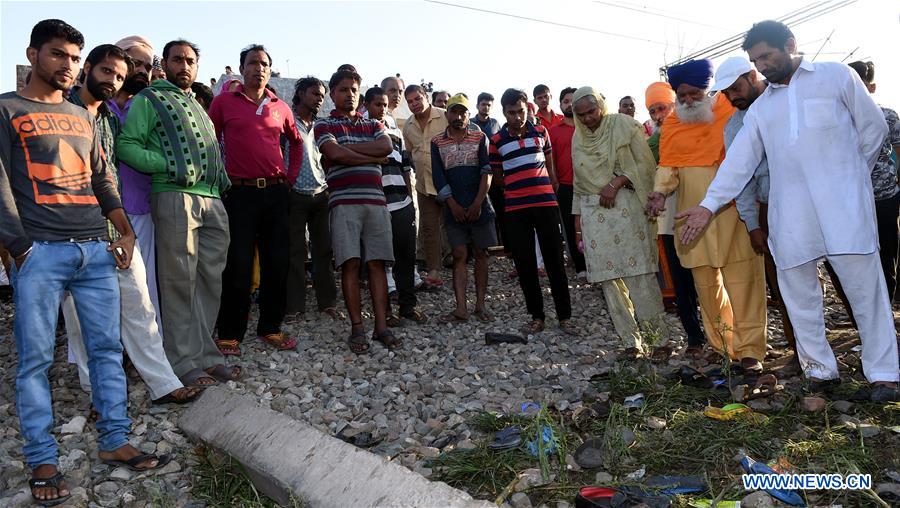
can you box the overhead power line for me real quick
[592,0,723,30]
[659,0,857,77]
[424,0,668,46]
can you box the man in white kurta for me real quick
[678,21,899,402]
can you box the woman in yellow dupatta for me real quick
[571,86,671,359]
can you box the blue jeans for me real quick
[11,240,129,468]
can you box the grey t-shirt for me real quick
[0,92,122,257]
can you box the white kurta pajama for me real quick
[700,58,899,383]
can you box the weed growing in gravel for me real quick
[193,445,307,508]
[428,361,900,506]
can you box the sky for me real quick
[1,0,897,123]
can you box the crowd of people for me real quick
[0,17,898,506]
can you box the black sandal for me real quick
[102,452,171,472]
[348,324,369,354]
[29,472,71,507]
[373,329,402,350]
[400,308,428,324]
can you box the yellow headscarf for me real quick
[571,86,655,207]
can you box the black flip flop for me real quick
[103,452,171,472]
[488,425,522,450]
[29,472,71,507]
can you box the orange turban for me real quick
[645,81,675,110]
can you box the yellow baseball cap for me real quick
[446,93,470,111]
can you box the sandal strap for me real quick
[30,472,63,488]
[124,453,158,467]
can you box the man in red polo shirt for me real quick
[208,44,302,354]
[548,87,587,281]
[533,84,564,129]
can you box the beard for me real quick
[563,108,573,118]
[122,73,149,95]
[86,73,116,101]
[675,94,714,124]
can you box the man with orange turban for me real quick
[646,59,767,372]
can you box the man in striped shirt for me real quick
[364,86,426,326]
[490,88,575,335]
[314,70,398,353]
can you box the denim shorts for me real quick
[445,217,498,250]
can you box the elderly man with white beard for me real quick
[646,59,767,372]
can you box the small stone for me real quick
[156,440,173,455]
[109,467,132,481]
[510,492,533,508]
[93,481,119,499]
[857,423,880,438]
[832,400,854,413]
[741,490,775,508]
[624,466,645,481]
[456,439,477,450]
[594,471,613,484]
[645,416,666,429]
[800,396,826,412]
[61,415,87,434]
[154,460,181,475]
[138,441,156,454]
[836,414,860,427]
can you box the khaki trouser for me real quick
[691,256,767,361]
[151,192,230,377]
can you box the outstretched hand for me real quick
[674,206,713,245]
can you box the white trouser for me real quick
[386,266,423,292]
[64,244,183,400]
[129,213,162,336]
[777,252,899,383]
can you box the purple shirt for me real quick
[108,98,152,215]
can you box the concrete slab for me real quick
[179,387,494,508]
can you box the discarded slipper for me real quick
[336,427,382,448]
[573,437,606,469]
[484,332,527,345]
[740,454,806,506]
[574,487,617,508]
[676,366,713,388]
[704,403,751,419]
[430,433,460,450]
[488,425,522,450]
[644,475,707,495]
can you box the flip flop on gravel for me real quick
[348,328,369,354]
[29,472,70,507]
[373,329,402,350]
[439,311,468,324]
[258,332,297,351]
[524,319,545,334]
[152,386,203,405]
[559,319,578,336]
[102,452,171,472]
[385,313,403,328]
[215,339,241,356]
[473,308,493,322]
[400,309,428,324]
[205,364,242,382]
[179,368,218,388]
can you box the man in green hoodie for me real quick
[117,39,237,388]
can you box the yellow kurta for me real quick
[653,164,756,269]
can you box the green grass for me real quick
[192,445,306,508]
[428,361,900,507]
